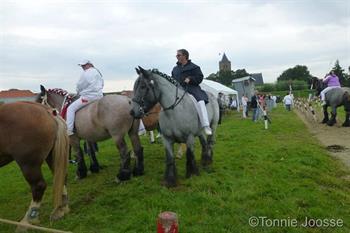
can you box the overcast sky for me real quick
[1,0,349,93]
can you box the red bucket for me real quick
[157,211,178,233]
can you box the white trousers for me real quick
[66,97,94,132]
[320,86,341,101]
[242,105,247,118]
[196,100,210,127]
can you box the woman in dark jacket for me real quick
[171,49,212,135]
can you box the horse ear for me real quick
[40,85,46,95]
[138,66,149,79]
[135,67,141,75]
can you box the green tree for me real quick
[277,65,313,82]
[217,70,234,86]
[232,69,249,80]
[331,60,349,87]
[206,69,249,86]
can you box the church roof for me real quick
[251,73,264,85]
[220,53,230,63]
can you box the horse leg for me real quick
[321,105,329,124]
[198,134,210,166]
[115,137,132,182]
[70,136,87,179]
[128,124,144,176]
[45,155,70,220]
[17,164,46,230]
[327,106,337,126]
[149,130,155,144]
[86,141,100,173]
[342,111,350,127]
[162,137,177,187]
[185,135,199,178]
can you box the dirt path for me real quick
[294,108,350,172]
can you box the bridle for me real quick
[40,89,73,115]
[132,73,187,116]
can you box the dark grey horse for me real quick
[312,77,350,126]
[130,67,219,187]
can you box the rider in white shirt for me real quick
[66,59,104,136]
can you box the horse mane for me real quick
[48,88,69,97]
[151,69,180,86]
[47,88,75,104]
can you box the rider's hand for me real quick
[184,77,190,84]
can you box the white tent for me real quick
[200,79,240,111]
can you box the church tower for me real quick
[219,53,231,72]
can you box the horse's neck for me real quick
[49,94,65,109]
[155,76,186,109]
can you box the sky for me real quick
[1,0,349,93]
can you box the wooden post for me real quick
[263,109,268,130]
[157,211,178,233]
[0,218,72,233]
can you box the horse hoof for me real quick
[163,177,177,188]
[201,159,213,167]
[50,207,67,221]
[133,168,144,176]
[342,122,350,127]
[90,165,100,173]
[117,169,131,181]
[327,121,335,126]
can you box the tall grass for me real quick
[0,106,349,233]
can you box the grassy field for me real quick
[0,106,349,233]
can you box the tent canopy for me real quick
[200,79,237,96]
[200,79,239,111]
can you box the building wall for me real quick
[233,81,255,100]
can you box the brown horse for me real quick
[0,102,69,230]
[142,103,161,131]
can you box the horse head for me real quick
[36,85,49,106]
[310,77,324,96]
[36,85,74,111]
[130,66,160,118]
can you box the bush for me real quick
[275,80,308,91]
[257,83,276,92]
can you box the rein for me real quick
[142,85,187,116]
[162,85,187,111]
[133,70,188,115]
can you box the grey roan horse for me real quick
[311,77,350,126]
[130,67,219,187]
[37,85,144,182]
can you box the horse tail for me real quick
[343,91,350,111]
[51,115,70,211]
